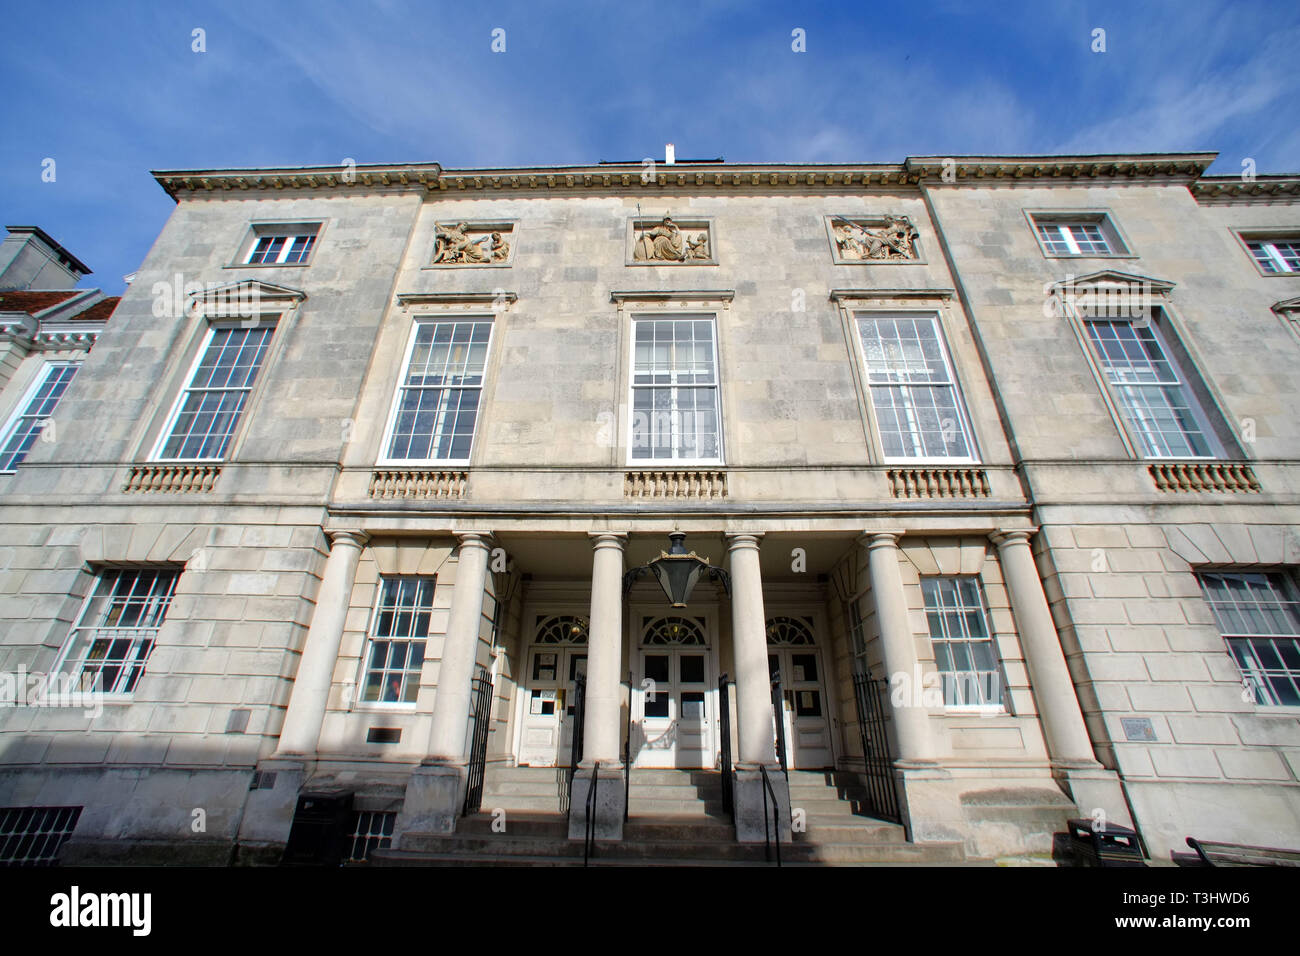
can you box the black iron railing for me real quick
[718,673,734,818]
[462,669,494,816]
[770,673,789,780]
[623,670,632,823]
[584,761,599,867]
[851,672,901,824]
[759,764,782,868]
[562,673,587,817]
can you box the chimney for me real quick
[665,143,676,166]
[0,225,92,290]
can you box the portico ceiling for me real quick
[491,530,858,582]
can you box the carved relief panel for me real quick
[428,220,517,267]
[826,215,923,264]
[627,216,716,265]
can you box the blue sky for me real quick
[2,0,1296,294]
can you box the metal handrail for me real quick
[718,673,733,819]
[584,761,600,867]
[759,764,782,868]
[623,670,632,823]
[770,674,789,783]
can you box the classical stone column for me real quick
[728,533,776,766]
[990,530,1098,768]
[864,531,937,763]
[726,532,789,843]
[276,530,367,756]
[568,532,627,841]
[397,531,492,840]
[583,532,626,765]
[424,532,493,762]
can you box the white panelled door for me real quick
[634,615,715,769]
[517,615,588,768]
[767,616,833,769]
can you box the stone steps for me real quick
[371,766,972,866]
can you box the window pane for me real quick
[1199,573,1300,708]
[387,320,491,461]
[0,363,80,472]
[630,317,720,462]
[858,315,973,460]
[60,569,180,695]
[362,576,436,704]
[158,326,274,461]
[923,575,1002,706]
[1085,320,1214,458]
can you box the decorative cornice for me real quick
[1190,176,1300,202]
[905,153,1217,185]
[830,288,955,302]
[152,153,1280,202]
[396,291,517,308]
[1271,296,1300,316]
[152,163,442,200]
[0,315,35,340]
[33,328,101,347]
[610,290,735,306]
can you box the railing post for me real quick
[718,673,734,819]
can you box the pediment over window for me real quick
[1046,270,1175,296]
[188,279,305,317]
[1272,296,1300,316]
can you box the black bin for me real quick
[1067,818,1146,867]
[281,789,354,866]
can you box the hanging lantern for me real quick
[624,532,730,608]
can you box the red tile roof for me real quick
[73,296,120,322]
[0,290,82,315]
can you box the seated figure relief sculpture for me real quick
[633,216,711,261]
[833,215,920,260]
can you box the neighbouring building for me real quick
[0,152,1297,866]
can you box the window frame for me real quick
[625,312,726,467]
[1080,309,1224,460]
[376,314,496,467]
[1196,570,1300,709]
[149,318,280,463]
[1026,210,1134,259]
[849,309,981,465]
[920,575,1008,713]
[1233,229,1300,277]
[48,566,182,700]
[354,575,438,709]
[231,221,323,268]
[0,360,81,474]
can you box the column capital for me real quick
[724,532,764,550]
[588,531,629,549]
[326,529,369,550]
[454,530,494,549]
[860,530,905,551]
[989,528,1038,549]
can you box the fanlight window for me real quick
[641,616,706,645]
[534,615,589,644]
[766,616,816,646]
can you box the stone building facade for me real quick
[0,153,1297,865]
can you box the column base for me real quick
[235,757,309,864]
[394,763,467,841]
[1055,765,1135,830]
[732,764,791,844]
[567,764,625,841]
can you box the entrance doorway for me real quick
[633,615,715,769]
[767,616,833,769]
[517,614,588,768]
